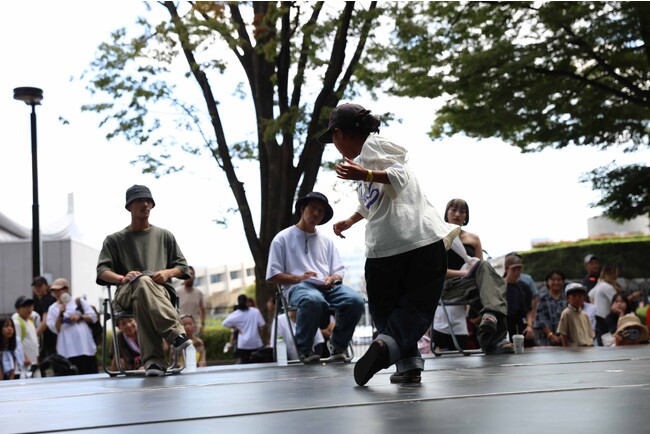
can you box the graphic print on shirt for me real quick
[359,181,380,210]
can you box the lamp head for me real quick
[13,87,43,106]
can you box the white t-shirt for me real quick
[355,135,460,258]
[12,312,40,365]
[46,297,97,358]
[270,314,324,361]
[589,281,617,318]
[266,225,346,298]
[222,307,265,350]
[433,305,468,335]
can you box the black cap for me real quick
[125,184,156,210]
[15,296,34,309]
[31,276,48,286]
[295,192,334,225]
[317,103,371,144]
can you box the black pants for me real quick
[433,329,468,350]
[365,240,447,360]
[69,355,99,375]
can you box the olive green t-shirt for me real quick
[96,225,189,291]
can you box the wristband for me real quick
[365,170,373,182]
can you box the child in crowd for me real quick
[180,314,207,367]
[557,283,594,347]
[12,296,41,378]
[1,317,24,380]
[111,317,143,371]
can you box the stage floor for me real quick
[2,346,649,434]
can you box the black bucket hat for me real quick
[295,192,334,225]
[125,185,156,210]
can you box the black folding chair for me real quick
[272,285,353,363]
[102,285,184,376]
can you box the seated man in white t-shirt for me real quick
[266,192,365,365]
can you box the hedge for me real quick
[517,236,650,281]
[98,324,238,369]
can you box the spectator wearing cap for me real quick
[96,184,192,377]
[614,313,649,346]
[267,191,364,366]
[557,283,595,347]
[506,252,539,319]
[46,278,98,374]
[503,255,535,346]
[30,276,57,376]
[582,254,602,292]
[11,296,40,377]
[327,103,459,385]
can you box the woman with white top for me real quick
[46,278,98,374]
[222,295,265,364]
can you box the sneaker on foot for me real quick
[300,351,321,365]
[145,363,165,377]
[479,312,498,332]
[354,340,389,386]
[389,369,422,384]
[327,341,351,362]
[171,334,192,352]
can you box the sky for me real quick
[2,3,647,270]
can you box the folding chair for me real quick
[431,298,482,357]
[102,285,184,376]
[272,285,353,363]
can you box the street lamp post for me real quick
[13,87,44,278]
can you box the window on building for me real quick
[230,270,241,280]
[210,274,223,284]
[246,267,255,276]
[195,276,205,286]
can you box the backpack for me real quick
[76,298,103,345]
[43,354,79,376]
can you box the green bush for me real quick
[201,325,237,363]
[97,324,238,368]
[520,236,650,281]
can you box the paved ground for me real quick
[2,346,649,434]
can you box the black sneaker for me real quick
[354,340,389,386]
[145,363,165,377]
[300,351,321,365]
[327,341,351,362]
[390,369,422,384]
[477,312,498,351]
[171,334,191,352]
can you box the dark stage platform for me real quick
[2,346,649,434]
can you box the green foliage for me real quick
[100,324,238,368]
[583,164,650,221]
[519,236,650,281]
[201,324,237,363]
[377,1,650,222]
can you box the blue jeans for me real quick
[288,282,364,355]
